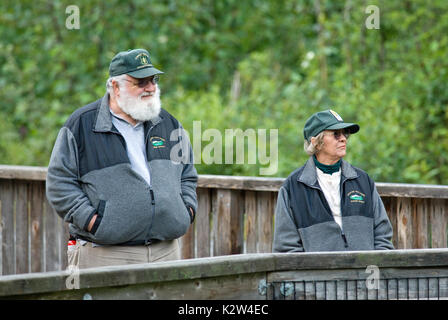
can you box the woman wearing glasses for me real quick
[273,110,394,252]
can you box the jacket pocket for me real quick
[149,190,191,240]
[91,197,152,245]
[90,200,105,235]
[180,193,194,223]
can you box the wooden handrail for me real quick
[1,165,448,198]
[0,249,447,299]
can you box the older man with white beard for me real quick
[46,49,198,269]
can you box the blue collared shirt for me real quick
[110,110,151,187]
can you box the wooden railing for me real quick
[0,165,447,276]
[0,249,447,300]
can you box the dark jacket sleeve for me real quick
[273,186,305,252]
[371,183,395,250]
[46,127,96,231]
[176,125,198,222]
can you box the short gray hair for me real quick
[106,74,128,95]
[303,131,325,156]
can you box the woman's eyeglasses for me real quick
[123,75,159,88]
[328,130,350,140]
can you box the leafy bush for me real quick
[1,0,447,184]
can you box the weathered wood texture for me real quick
[0,179,69,276]
[0,165,447,276]
[0,250,447,300]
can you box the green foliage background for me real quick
[1,0,447,184]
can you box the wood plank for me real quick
[0,166,47,181]
[430,199,448,248]
[397,197,413,249]
[256,192,274,253]
[211,189,244,256]
[0,180,15,275]
[271,249,448,270]
[198,174,284,192]
[200,174,448,198]
[195,188,211,258]
[15,181,29,274]
[180,223,194,260]
[213,189,233,256]
[210,189,218,256]
[0,253,277,298]
[95,273,265,300]
[1,165,448,198]
[29,182,44,273]
[376,182,448,199]
[347,280,358,300]
[412,198,428,248]
[230,190,244,254]
[383,197,398,248]
[9,272,267,300]
[44,198,60,272]
[244,191,257,253]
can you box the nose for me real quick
[336,131,347,142]
[143,81,156,91]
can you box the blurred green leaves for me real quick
[0,0,447,184]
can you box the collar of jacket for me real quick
[297,157,358,187]
[93,93,162,133]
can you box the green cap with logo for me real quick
[109,48,164,79]
[303,109,360,141]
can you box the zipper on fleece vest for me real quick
[143,122,159,245]
[144,188,156,245]
[109,127,157,245]
[339,175,353,249]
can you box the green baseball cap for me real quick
[303,109,359,141]
[109,48,164,78]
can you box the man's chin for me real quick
[134,103,161,121]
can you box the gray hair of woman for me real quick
[303,132,325,156]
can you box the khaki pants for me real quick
[68,239,181,269]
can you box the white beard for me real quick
[117,85,161,122]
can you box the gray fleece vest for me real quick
[46,95,197,246]
[283,165,375,251]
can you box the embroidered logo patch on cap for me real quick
[330,109,343,121]
[135,53,151,68]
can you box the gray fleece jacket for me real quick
[46,93,198,245]
[273,157,394,252]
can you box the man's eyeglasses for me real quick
[328,129,350,140]
[122,75,159,88]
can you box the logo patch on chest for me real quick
[348,190,366,203]
[150,136,166,148]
